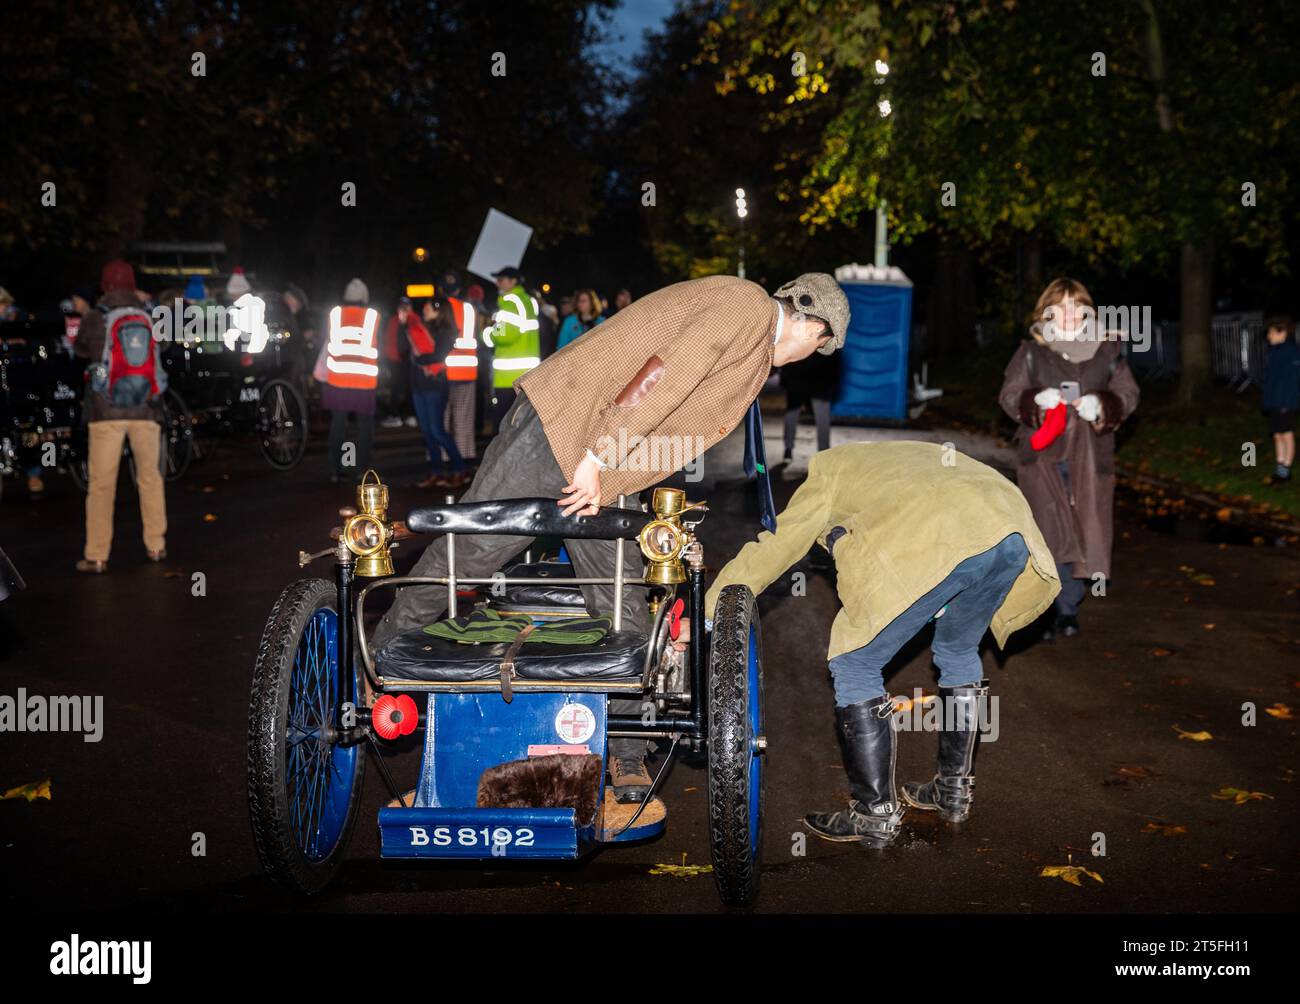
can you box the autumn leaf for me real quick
[1114,764,1160,779]
[650,853,712,878]
[1173,726,1213,741]
[2,778,51,802]
[1040,864,1103,886]
[1211,788,1273,804]
[893,694,936,714]
[203,513,219,522]
[1152,648,1174,657]
[1264,703,1294,720]
[1141,822,1187,836]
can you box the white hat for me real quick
[225,267,252,297]
[343,277,369,304]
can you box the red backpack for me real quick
[93,305,166,406]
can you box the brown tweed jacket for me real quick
[516,275,778,503]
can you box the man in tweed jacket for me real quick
[372,272,848,800]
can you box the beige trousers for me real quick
[84,420,167,562]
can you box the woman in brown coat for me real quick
[998,278,1140,638]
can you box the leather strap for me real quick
[497,623,536,703]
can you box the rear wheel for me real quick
[248,578,365,894]
[706,585,765,907]
[256,378,309,470]
[157,388,193,481]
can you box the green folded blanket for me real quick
[423,607,611,646]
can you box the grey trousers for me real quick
[371,392,650,757]
[783,398,831,455]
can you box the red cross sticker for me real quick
[555,703,595,744]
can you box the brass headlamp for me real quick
[342,469,394,577]
[638,487,703,586]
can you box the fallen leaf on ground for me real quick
[1173,726,1213,741]
[893,694,936,714]
[2,778,51,802]
[1141,822,1187,837]
[1114,764,1160,779]
[1264,703,1294,720]
[203,513,218,522]
[650,853,712,878]
[1152,648,1174,657]
[1211,787,1273,805]
[1040,865,1103,887]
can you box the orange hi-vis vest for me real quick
[326,305,380,390]
[444,297,478,383]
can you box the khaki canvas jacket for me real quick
[704,441,1061,661]
[516,275,778,503]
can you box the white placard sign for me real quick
[466,208,533,283]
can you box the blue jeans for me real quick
[412,389,463,475]
[827,533,1029,707]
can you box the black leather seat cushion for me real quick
[376,627,647,682]
[497,560,585,610]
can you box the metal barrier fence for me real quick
[1123,311,1266,390]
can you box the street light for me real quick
[735,188,747,279]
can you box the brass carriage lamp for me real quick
[342,469,394,577]
[638,487,702,586]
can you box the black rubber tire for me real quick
[247,578,366,894]
[158,388,194,482]
[256,378,309,471]
[706,584,764,907]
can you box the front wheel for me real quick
[706,585,765,907]
[256,378,309,470]
[248,578,365,894]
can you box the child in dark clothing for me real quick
[1262,314,1299,485]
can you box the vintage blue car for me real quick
[246,475,765,906]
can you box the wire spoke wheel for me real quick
[248,578,364,893]
[256,378,309,470]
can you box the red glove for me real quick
[1030,402,1068,451]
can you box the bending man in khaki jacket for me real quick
[686,441,1060,848]
[372,273,850,801]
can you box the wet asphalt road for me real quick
[1,423,1297,915]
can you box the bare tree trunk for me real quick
[1178,239,1213,407]
[927,238,976,356]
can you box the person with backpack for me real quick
[72,259,169,573]
[997,278,1140,638]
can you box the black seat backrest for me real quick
[406,498,644,540]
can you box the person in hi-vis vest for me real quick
[443,293,479,463]
[486,266,539,433]
[315,277,380,482]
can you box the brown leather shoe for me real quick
[76,559,108,574]
[146,549,167,562]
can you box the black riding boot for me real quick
[804,694,902,849]
[901,680,987,822]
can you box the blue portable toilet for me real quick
[832,268,912,421]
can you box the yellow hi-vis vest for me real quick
[445,297,478,383]
[487,285,539,389]
[326,305,380,390]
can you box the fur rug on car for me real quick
[476,753,603,825]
